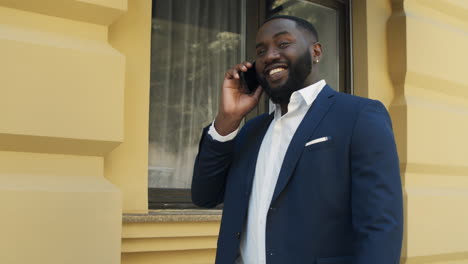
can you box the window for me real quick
[148,0,247,208]
[148,0,350,209]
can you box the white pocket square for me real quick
[305,136,330,147]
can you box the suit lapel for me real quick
[271,85,336,203]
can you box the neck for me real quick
[280,104,288,116]
[279,75,319,116]
[303,72,319,88]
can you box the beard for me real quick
[259,50,312,105]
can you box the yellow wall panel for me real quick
[122,236,217,253]
[406,185,468,258]
[0,24,124,140]
[405,16,468,95]
[410,0,468,30]
[121,220,220,264]
[0,150,102,176]
[406,253,468,264]
[0,0,126,25]
[0,35,124,139]
[0,151,121,264]
[0,5,107,41]
[405,89,468,169]
[0,6,125,155]
[122,249,216,264]
[122,221,220,239]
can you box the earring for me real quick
[315,59,320,63]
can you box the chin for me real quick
[268,87,293,104]
[268,79,288,91]
[260,76,297,105]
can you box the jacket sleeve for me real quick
[191,125,236,208]
[350,100,404,264]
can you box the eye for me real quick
[256,49,266,56]
[279,41,290,48]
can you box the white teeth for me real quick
[269,68,285,75]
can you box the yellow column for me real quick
[107,0,152,214]
[0,1,127,263]
[357,0,468,263]
[352,0,394,106]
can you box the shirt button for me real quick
[236,232,241,239]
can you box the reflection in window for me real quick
[149,0,245,189]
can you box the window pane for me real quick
[149,0,245,189]
[270,0,340,90]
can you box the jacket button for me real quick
[236,232,241,239]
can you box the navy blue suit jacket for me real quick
[192,86,403,264]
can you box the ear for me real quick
[309,42,322,64]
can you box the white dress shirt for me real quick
[208,80,326,264]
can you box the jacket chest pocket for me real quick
[295,139,347,210]
[298,138,336,173]
[303,137,334,152]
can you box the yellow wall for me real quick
[393,1,468,263]
[355,0,468,263]
[0,0,126,263]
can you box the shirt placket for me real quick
[260,118,283,264]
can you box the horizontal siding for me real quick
[122,220,220,264]
[122,249,216,264]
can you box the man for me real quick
[192,15,403,264]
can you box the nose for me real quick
[264,47,280,63]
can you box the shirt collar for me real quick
[268,79,327,114]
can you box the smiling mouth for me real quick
[266,67,288,82]
[269,68,286,75]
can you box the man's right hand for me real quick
[214,61,263,136]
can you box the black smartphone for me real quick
[239,61,259,94]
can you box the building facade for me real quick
[0,0,467,263]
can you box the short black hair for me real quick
[262,15,319,41]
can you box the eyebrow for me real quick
[255,31,292,49]
[273,31,291,38]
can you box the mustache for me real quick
[262,61,290,75]
[258,51,313,105]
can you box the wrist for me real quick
[214,113,242,136]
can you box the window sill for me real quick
[123,209,222,223]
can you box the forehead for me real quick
[256,19,301,43]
